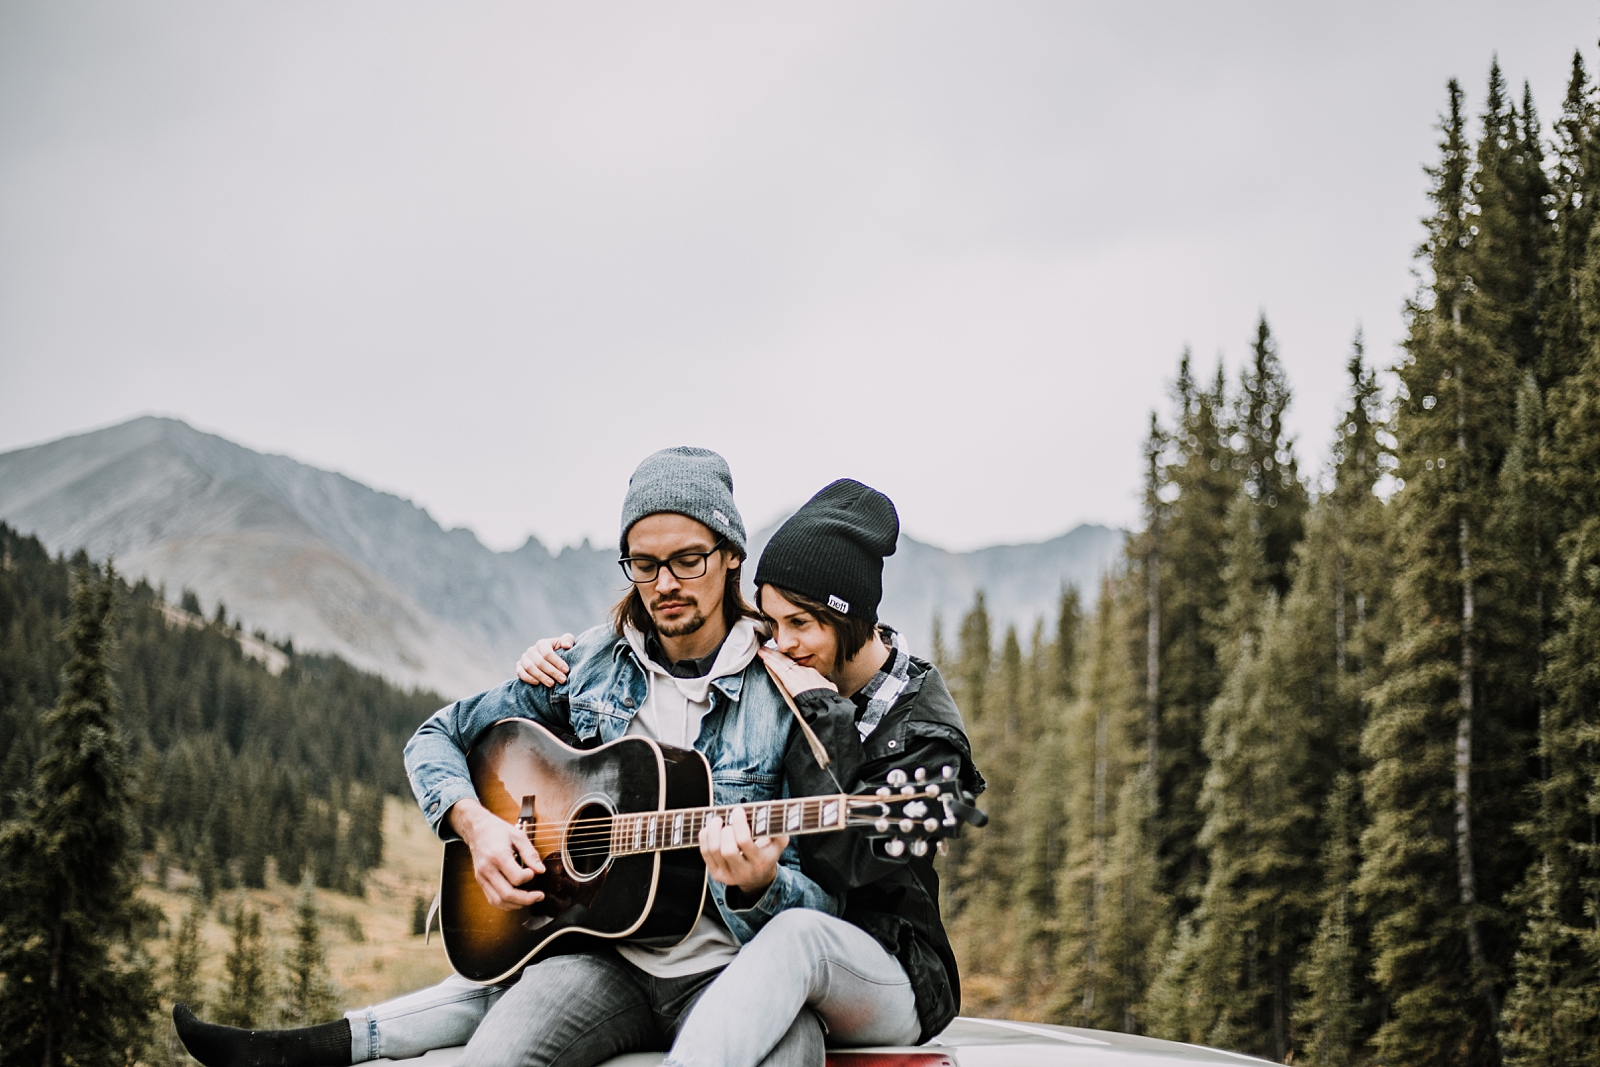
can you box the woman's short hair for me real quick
[757,584,877,663]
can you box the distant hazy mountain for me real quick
[0,418,1122,692]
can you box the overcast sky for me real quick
[3,2,1597,552]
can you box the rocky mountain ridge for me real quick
[0,418,1122,693]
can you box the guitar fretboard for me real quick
[610,795,853,857]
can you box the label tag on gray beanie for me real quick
[827,594,850,614]
[713,510,729,527]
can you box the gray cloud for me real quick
[3,1,1594,550]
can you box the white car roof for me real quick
[374,1017,1276,1066]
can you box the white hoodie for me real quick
[615,616,762,977]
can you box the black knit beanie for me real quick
[755,479,899,624]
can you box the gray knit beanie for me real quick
[619,446,747,556]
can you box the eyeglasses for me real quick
[618,538,727,584]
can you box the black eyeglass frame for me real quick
[618,537,729,584]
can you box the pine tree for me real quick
[1327,332,1394,693]
[1051,581,1145,1029]
[1139,412,1165,793]
[1151,355,1240,910]
[940,593,993,956]
[1541,52,1599,392]
[1499,71,1600,1053]
[1501,859,1598,1065]
[1234,314,1309,600]
[216,899,269,1029]
[1358,69,1546,1066]
[1153,491,1329,1058]
[0,562,158,1066]
[1294,773,1362,1066]
[1008,602,1081,992]
[281,873,338,1027]
[168,885,207,1064]
[953,621,1024,984]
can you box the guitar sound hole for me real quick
[566,803,614,877]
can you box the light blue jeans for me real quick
[345,973,507,1062]
[345,911,917,1065]
[664,909,919,1067]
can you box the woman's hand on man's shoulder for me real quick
[517,633,576,687]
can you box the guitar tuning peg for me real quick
[875,818,890,833]
[936,839,950,856]
[876,786,891,798]
[884,838,906,857]
[914,767,927,782]
[899,817,915,834]
[887,769,909,787]
[942,765,956,780]
[901,785,917,796]
[924,817,940,834]
[910,839,929,857]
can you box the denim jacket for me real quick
[404,621,839,944]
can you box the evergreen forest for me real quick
[0,528,440,901]
[939,50,1600,1067]
[6,45,1600,1067]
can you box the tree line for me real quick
[0,529,442,1063]
[938,49,1600,1067]
[0,524,439,900]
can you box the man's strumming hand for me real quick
[449,798,546,911]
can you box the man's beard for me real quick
[650,595,709,638]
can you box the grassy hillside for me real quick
[145,797,454,1024]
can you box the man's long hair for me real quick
[609,552,762,638]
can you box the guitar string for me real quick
[496,796,937,861]
[533,808,937,859]
[517,800,926,837]
[524,805,896,841]
[527,812,912,856]
[534,812,880,837]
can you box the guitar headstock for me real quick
[844,764,988,858]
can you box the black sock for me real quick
[173,1003,353,1067]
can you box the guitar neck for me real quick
[610,795,852,858]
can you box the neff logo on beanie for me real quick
[827,594,850,614]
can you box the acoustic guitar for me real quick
[438,718,982,984]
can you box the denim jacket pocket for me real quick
[564,700,602,744]
[711,769,780,807]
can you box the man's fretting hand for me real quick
[699,805,786,899]
[449,798,546,911]
[517,634,575,687]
